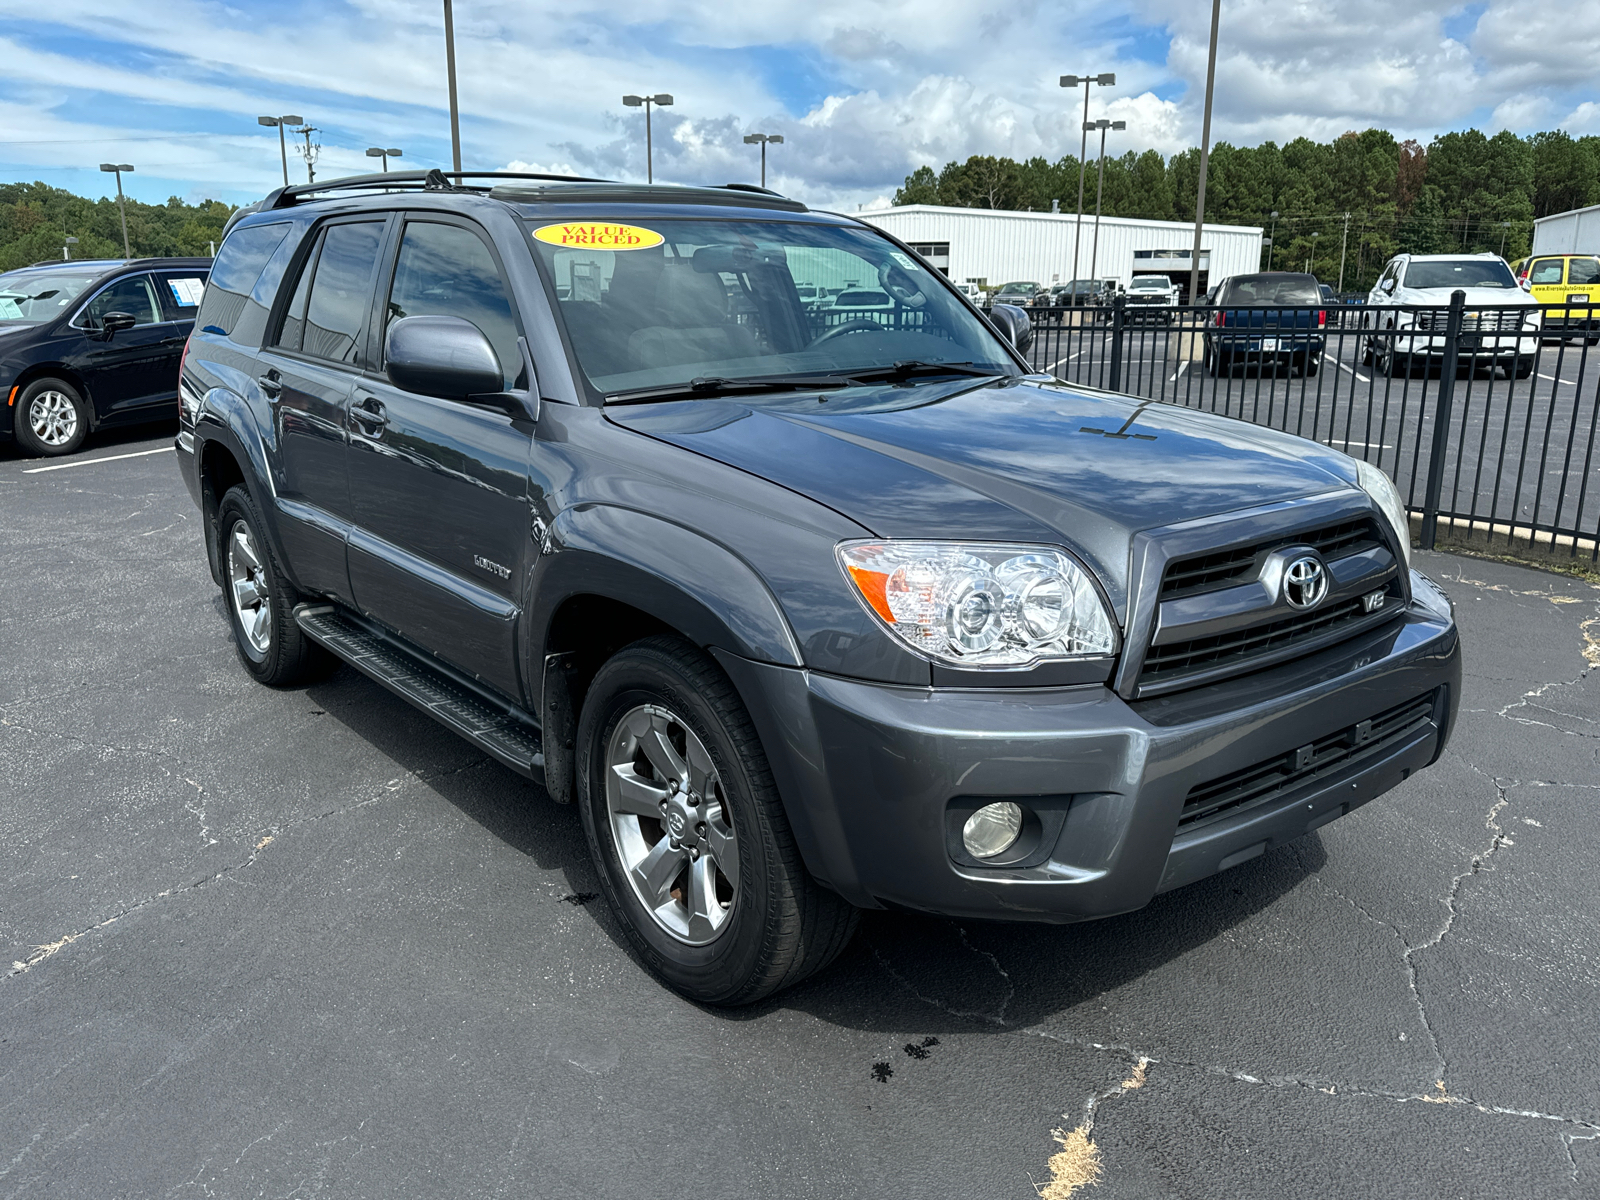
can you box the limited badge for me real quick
[532,222,664,250]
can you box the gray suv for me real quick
[177,170,1460,1004]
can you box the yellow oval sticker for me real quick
[532,222,664,251]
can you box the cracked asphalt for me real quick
[3,423,1598,1199]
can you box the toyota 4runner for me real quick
[178,170,1460,1004]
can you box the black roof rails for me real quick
[264,169,612,210]
[485,180,808,213]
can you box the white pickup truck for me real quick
[1125,274,1179,320]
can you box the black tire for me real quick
[1361,339,1375,367]
[576,636,858,1005]
[1512,357,1534,380]
[216,486,333,687]
[12,377,90,457]
[1304,353,1321,378]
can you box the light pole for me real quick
[366,147,404,172]
[1306,231,1320,275]
[742,133,783,188]
[1085,118,1125,285]
[1499,221,1511,258]
[257,115,304,187]
[1059,71,1114,297]
[62,236,77,261]
[1266,210,1278,270]
[623,93,674,183]
[99,163,134,258]
[442,0,462,172]
[1188,0,1221,305]
[1336,211,1352,293]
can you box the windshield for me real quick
[1404,260,1517,290]
[529,218,1016,397]
[1219,276,1321,305]
[0,269,98,323]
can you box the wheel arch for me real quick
[193,394,285,589]
[530,504,804,806]
[7,363,97,431]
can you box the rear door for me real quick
[73,273,177,416]
[345,214,533,700]
[256,216,390,602]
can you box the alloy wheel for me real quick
[605,703,738,946]
[227,523,272,656]
[27,390,79,447]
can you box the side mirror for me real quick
[988,303,1026,348]
[1379,278,1396,293]
[386,315,506,403]
[100,310,136,336]
[1520,279,1533,293]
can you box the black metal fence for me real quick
[1020,294,1600,562]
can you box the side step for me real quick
[294,604,544,781]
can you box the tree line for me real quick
[0,182,234,273]
[893,128,1600,292]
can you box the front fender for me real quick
[533,504,804,670]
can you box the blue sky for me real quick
[0,0,1595,212]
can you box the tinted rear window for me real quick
[196,222,291,339]
[1219,277,1320,305]
[1569,259,1600,286]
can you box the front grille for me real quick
[1412,310,1524,332]
[1178,689,1439,828]
[1159,517,1381,601]
[1141,597,1377,687]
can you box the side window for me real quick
[298,221,385,367]
[1569,258,1600,287]
[81,275,161,326]
[1528,258,1565,285]
[156,272,209,322]
[195,222,291,340]
[274,233,321,353]
[385,221,522,389]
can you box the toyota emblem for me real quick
[1283,555,1329,610]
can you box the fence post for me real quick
[1420,289,1466,551]
[1107,294,1127,393]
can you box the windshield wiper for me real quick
[607,374,862,404]
[848,360,1007,383]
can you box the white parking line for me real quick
[1169,361,1190,382]
[1046,350,1083,373]
[1331,440,1393,450]
[22,446,174,474]
[1335,360,1372,383]
[1537,373,1576,385]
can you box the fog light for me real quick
[962,802,1023,859]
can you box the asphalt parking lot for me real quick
[4,423,1599,1199]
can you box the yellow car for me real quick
[1511,253,1600,343]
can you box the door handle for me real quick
[258,369,282,398]
[351,395,388,434]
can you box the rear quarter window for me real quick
[195,222,292,341]
[1569,259,1600,287]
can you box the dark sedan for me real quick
[1,257,211,456]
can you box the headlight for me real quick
[1356,460,1411,569]
[837,540,1118,667]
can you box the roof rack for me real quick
[486,180,808,213]
[264,168,611,210]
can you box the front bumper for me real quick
[719,571,1459,921]
[1389,331,1536,357]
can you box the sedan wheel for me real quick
[28,390,79,447]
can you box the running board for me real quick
[293,604,544,781]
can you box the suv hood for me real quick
[1395,286,1536,307]
[608,379,1359,615]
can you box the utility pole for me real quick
[1337,211,1351,293]
[1060,72,1114,297]
[442,0,462,172]
[1188,0,1221,305]
[99,163,134,258]
[1086,118,1125,285]
[294,125,320,183]
[1266,210,1278,270]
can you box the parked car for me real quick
[1317,283,1346,327]
[179,169,1458,1005]
[0,256,211,456]
[1203,272,1327,376]
[988,281,1042,309]
[1124,274,1178,322]
[1364,253,1541,378]
[1053,279,1113,307]
[1509,253,1600,343]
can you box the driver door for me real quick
[74,274,180,417]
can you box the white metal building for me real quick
[1532,203,1600,255]
[855,205,1264,302]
